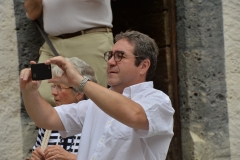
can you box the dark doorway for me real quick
[111,0,181,159]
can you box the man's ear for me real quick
[76,92,85,101]
[139,59,150,75]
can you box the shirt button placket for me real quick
[92,118,113,159]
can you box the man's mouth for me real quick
[108,71,118,75]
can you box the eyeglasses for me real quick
[51,84,76,92]
[104,51,139,62]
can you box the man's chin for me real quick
[107,77,119,86]
[55,102,61,106]
[107,80,116,87]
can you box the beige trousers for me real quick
[38,32,114,106]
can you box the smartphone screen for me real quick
[31,63,52,80]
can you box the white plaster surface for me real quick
[0,0,23,159]
[223,1,240,160]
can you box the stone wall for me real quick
[223,1,240,160]
[0,0,23,159]
[175,0,231,159]
[13,0,44,158]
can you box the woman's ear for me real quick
[76,92,85,101]
[140,59,150,75]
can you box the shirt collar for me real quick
[122,81,153,98]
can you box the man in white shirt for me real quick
[20,30,175,160]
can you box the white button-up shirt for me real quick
[56,82,174,160]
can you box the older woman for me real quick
[30,57,97,160]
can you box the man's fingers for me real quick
[20,61,36,80]
[30,61,37,65]
[20,68,31,81]
[45,56,65,66]
[47,76,62,84]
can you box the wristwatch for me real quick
[78,76,90,92]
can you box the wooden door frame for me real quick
[167,0,182,159]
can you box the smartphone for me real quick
[31,63,52,80]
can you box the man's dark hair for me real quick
[115,30,159,81]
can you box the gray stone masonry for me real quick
[176,0,230,159]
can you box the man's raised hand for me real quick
[20,61,41,92]
[46,56,83,90]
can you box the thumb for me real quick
[31,80,42,90]
[48,76,64,85]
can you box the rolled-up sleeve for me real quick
[134,93,174,138]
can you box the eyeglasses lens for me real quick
[104,51,124,62]
[51,85,61,92]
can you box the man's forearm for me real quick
[22,90,52,126]
[24,0,43,20]
[22,90,64,130]
[82,82,149,130]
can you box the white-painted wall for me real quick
[223,1,240,160]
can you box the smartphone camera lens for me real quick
[33,73,37,79]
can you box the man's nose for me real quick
[107,55,116,65]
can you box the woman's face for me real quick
[51,84,82,106]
